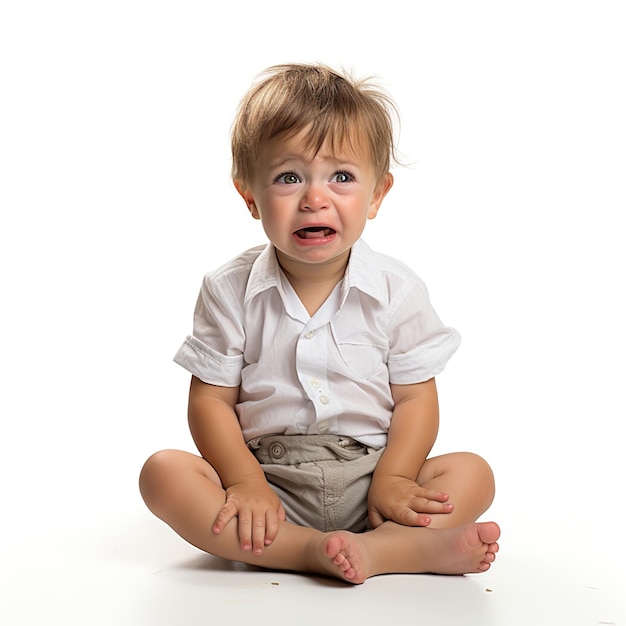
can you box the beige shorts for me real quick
[250,434,385,533]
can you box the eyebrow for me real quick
[266,155,301,169]
[266,153,362,170]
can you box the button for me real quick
[269,442,286,459]
[311,378,321,388]
[319,395,330,405]
[304,331,315,339]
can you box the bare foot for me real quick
[418,521,501,575]
[311,521,500,584]
[300,531,367,584]
[322,531,371,584]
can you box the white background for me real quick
[1,1,625,624]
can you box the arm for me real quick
[188,375,285,554]
[367,377,453,527]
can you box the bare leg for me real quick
[140,450,500,584]
[317,450,500,583]
[416,452,497,528]
[140,449,321,573]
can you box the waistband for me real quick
[250,434,372,465]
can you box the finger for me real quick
[251,515,267,555]
[396,507,432,527]
[410,485,449,503]
[410,497,454,515]
[421,488,450,503]
[237,513,253,551]
[212,501,238,535]
[263,510,281,547]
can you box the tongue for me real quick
[296,227,334,239]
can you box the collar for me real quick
[243,239,386,306]
[243,243,283,305]
[342,239,387,306]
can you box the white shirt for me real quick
[173,239,461,448]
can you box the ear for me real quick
[367,172,394,219]
[234,180,260,219]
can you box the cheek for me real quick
[264,184,302,204]
[257,190,292,214]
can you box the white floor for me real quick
[1,486,624,625]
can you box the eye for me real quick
[274,171,301,184]
[332,170,354,183]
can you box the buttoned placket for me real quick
[299,304,349,435]
[275,267,347,435]
[295,324,337,432]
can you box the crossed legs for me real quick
[139,449,499,584]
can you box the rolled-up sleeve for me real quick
[173,269,246,387]
[174,335,244,386]
[386,278,461,384]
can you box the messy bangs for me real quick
[231,64,399,187]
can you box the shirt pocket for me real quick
[332,329,388,381]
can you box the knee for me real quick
[139,449,180,510]
[459,452,496,501]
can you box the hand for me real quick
[368,475,453,528]
[212,478,286,555]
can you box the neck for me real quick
[275,249,350,288]
[274,248,350,317]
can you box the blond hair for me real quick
[231,63,400,188]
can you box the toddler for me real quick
[139,63,500,584]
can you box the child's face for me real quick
[236,128,393,274]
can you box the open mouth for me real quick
[294,226,336,240]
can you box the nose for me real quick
[300,182,329,211]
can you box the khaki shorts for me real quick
[250,434,385,533]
